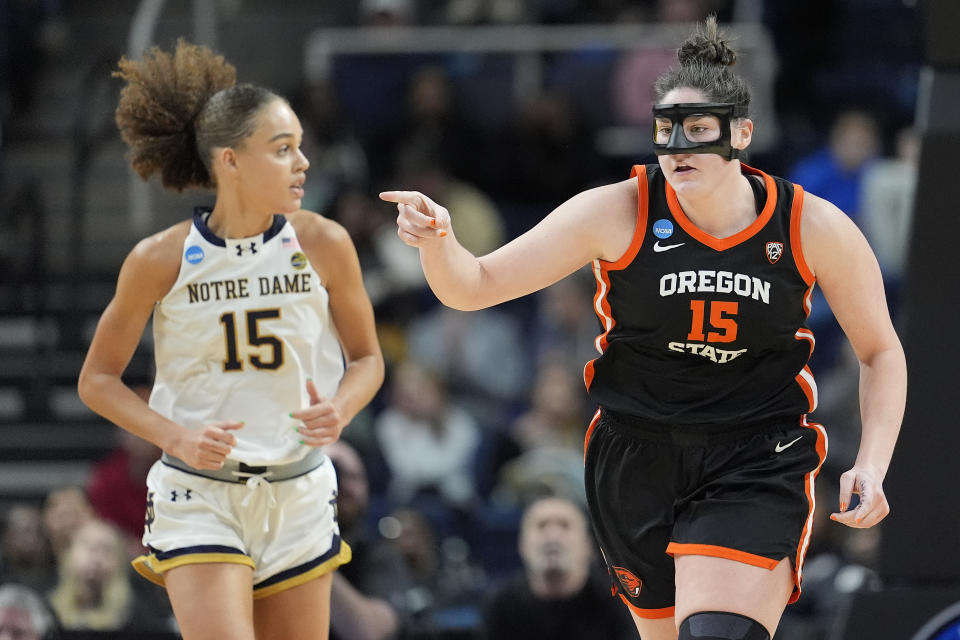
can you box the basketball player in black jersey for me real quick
[382,16,905,640]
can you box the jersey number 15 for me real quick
[219,309,284,371]
[687,300,739,343]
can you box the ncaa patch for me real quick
[290,251,307,270]
[613,566,643,597]
[653,219,674,239]
[765,241,784,264]
[185,245,205,264]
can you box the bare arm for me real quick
[290,212,385,445]
[77,223,243,469]
[380,179,637,310]
[801,193,907,528]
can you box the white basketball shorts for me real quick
[132,455,351,599]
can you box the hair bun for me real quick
[677,15,736,67]
[113,39,237,191]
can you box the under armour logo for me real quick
[170,489,193,502]
[330,490,339,522]
[236,242,258,257]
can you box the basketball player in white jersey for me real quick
[78,40,384,640]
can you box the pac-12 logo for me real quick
[653,219,674,239]
[765,241,784,264]
[613,566,643,597]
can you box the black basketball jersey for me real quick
[584,163,817,424]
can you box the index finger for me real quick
[379,190,429,211]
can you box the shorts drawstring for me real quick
[233,470,278,532]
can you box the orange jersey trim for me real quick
[618,595,675,620]
[584,263,613,391]
[790,416,828,604]
[795,365,818,413]
[665,542,780,570]
[665,163,778,252]
[790,184,815,285]
[600,165,649,270]
[801,284,814,318]
[793,329,817,412]
[585,167,649,391]
[583,408,602,463]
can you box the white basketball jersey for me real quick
[150,208,344,465]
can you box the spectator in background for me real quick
[40,488,92,563]
[331,186,428,318]
[0,583,57,640]
[789,109,882,373]
[325,440,409,640]
[482,497,634,640]
[498,89,601,205]
[488,358,590,509]
[405,303,527,429]
[294,77,370,214]
[0,505,55,594]
[382,506,485,624]
[86,385,160,558]
[860,125,919,305]
[47,518,171,633]
[510,358,590,453]
[86,429,160,557]
[374,360,481,510]
[376,65,490,191]
[788,108,881,225]
[611,0,712,134]
[528,267,600,377]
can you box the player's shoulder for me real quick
[128,219,193,269]
[798,189,854,237]
[564,176,637,214]
[283,209,352,250]
[797,189,868,278]
[116,219,193,301]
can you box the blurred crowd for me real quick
[0,0,923,638]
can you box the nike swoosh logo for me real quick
[653,241,685,252]
[774,436,803,453]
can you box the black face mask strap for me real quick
[652,102,746,160]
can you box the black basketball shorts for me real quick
[583,408,827,619]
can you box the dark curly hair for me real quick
[652,15,751,116]
[113,39,282,191]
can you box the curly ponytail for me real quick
[653,15,751,114]
[114,39,282,192]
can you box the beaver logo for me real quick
[613,566,642,597]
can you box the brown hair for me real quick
[113,39,282,191]
[652,15,751,115]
